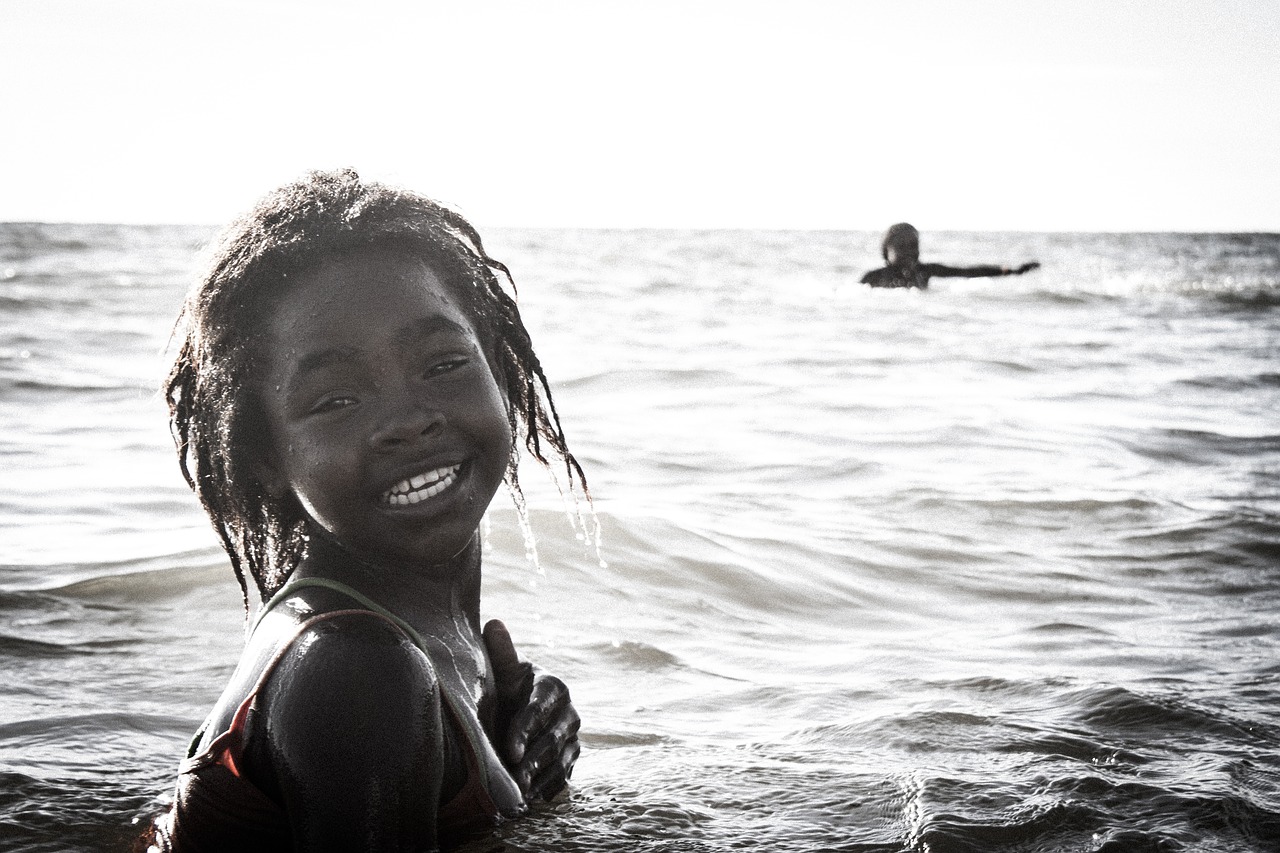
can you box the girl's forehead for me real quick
[311,247,446,289]
[282,249,474,314]
[266,251,470,336]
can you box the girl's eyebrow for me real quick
[396,316,469,347]
[286,346,360,391]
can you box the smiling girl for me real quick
[149,170,587,852]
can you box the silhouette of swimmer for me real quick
[860,223,1040,289]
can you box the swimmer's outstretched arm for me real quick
[925,261,1040,279]
[485,619,582,800]
[255,616,444,852]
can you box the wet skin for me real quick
[193,249,579,851]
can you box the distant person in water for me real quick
[860,222,1040,289]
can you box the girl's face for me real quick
[256,248,512,568]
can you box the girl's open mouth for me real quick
[381,463,462,506]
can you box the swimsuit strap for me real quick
[254,576,429,652]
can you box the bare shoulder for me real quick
[251,610,446,848]
[248,609,444,783]
[260,610,440,748]
[191,606,426,753]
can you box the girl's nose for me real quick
[368,403,445,450]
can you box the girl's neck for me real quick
[294,525,483,627]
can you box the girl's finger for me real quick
[510,676,574,747]
[521,734,580,799]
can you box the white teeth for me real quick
[383,464,461,505]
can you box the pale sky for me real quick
[3,0,1278,231]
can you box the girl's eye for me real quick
[310,394,358,415]
[426,356,469,377]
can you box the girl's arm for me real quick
[484,619,581,800]
[255,615,444,852]
[925,262,1040,279]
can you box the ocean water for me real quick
[1,223,1279,852]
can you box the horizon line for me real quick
[3,219,1278,236]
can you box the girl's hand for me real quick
[483,619,581,801]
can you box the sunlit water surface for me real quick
[2,225,1278,852]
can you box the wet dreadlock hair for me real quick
[166,169,587,608]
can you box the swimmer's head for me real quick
[881,222,920,265]
[166,169,587,603]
